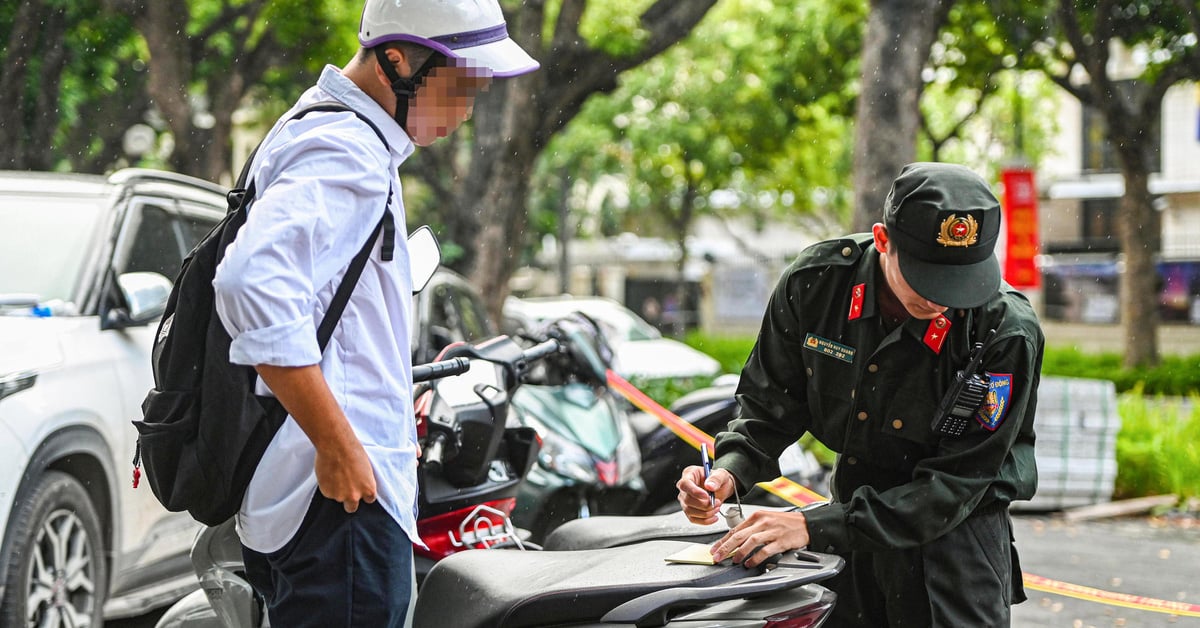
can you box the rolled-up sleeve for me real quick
[213,115,390,368]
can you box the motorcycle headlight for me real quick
[521,413,597,484]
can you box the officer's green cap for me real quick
[883,162,1002,309]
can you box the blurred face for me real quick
[873,224,949,320]
[406,63,493,146]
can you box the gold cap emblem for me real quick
[937,214,979,247]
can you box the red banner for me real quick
[1000,168,1041,289]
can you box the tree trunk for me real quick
[1116,166,1160,367]
[135,2,201,176]
[427,0,720,321]
[0,0,68,170]
[465,75,542,317]
[672,176,698,338]
[851,0,950,232]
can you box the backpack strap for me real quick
[229,102,397,260]
[228,101,399,352]
[317,219,380,350]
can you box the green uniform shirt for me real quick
[716,234,1043,556]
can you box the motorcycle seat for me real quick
[542,505,785,551]
[413,539,760,628]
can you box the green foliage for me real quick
[683,331,756,375]
[1114,390,1200,501]
[579,0,655,56]
[625,375,717,409]
[1041,348,1200,396]
[527,0,865,248]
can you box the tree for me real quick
[993,0,1200,367]
[850,0,953,232]
[0,0,143,172]
[0,0,360,178]
[106,0,359,182]
[918,1,1061,177]
[514,0,864,316]
[0,0,70,170]
[403,0,720,320]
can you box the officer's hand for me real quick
[314,438,378,513]
[710,510,810,568]
[677,465,734,525]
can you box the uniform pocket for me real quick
[963,507,1012,605]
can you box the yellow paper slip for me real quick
[663,543,717,565]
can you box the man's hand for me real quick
[710,510,810,568]
[314,437,377,513]
[677,465,735,525]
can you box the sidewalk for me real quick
[1012,513,1200,627]
[1042,321,1200,356]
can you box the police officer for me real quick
[677,162,1043,627]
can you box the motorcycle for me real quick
[156,334,560,628]
[507,313,646,542]
[157,336,845,628]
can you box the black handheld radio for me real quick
[932,328,997,437]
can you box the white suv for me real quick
[0,169,225,625]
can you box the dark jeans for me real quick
[242,494,414,627]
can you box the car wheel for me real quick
[1,470,108,628]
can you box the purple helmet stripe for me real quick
[431,24,509,50]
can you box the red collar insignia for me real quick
[923,314,951,353]
[848,283,865,321]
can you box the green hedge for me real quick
[1114,391,1200,502]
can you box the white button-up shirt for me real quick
[214,65,420,553]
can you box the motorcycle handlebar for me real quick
[412,357,472,383]
[521,339,560,363]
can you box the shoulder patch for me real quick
[975,373,1012,431]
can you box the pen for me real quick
[701,443,714,506]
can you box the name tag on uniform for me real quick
[803,333,855,363]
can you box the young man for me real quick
[678,162,1044,627]
[212,1,537,625]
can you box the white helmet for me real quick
[359,0,539,78]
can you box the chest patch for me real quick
[975,373,1012,431]
[803,333,855,364]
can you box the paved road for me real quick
[1013,513,1200,627]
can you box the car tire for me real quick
[1,470,108,628]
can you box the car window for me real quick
[0,193,104,302]
[124,203,186,279]
[178,210,219,251]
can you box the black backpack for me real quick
[133,103,394,526]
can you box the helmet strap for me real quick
[374,46,444,131]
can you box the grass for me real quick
[1113,390,1200,502]
[670,332,1200,504]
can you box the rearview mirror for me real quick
[104,271,172,329]
[408,226,441,294]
